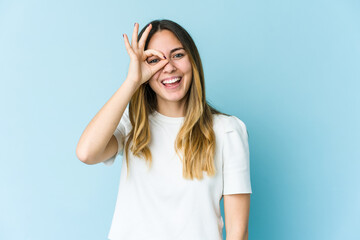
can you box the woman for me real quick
[76,19,252,240]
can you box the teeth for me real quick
[162,77,181,84]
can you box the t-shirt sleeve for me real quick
[102,107,130,166]
[222,116,252,195]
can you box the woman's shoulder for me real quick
[116,106,132,130]
[212,112,247,135]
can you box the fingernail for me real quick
[134,22,136,26]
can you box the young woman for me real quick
[76,19,252,240]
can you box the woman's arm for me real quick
[224,193,251,240]
[76,79,140,165]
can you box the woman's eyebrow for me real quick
[170,47,184,54]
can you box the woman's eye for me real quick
[148,58,159,64]
[174,53,184,58]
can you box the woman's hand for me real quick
[123,23,168,86]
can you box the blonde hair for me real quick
[124,19,227,180]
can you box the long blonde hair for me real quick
[124,19,227,180]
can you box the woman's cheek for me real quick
[150,71,161,81]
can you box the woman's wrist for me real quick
[124,76,141,88]
[124,77,142,91]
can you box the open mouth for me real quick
[161,77,182,89]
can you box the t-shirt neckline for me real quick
[151,110,185,124]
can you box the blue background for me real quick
[1,0,359,239]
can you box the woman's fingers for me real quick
[144,49,166,60]
[138,24,152,49]
[131,23,139,49]
[123,34,135,57]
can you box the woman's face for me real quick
[146,30,193,107]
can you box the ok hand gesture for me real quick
[123,23,169,86]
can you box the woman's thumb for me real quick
[150,59,169,74]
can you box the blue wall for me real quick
[0,0,359,239]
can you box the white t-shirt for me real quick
[103,107,252,240]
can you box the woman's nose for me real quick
[162,59,177,73]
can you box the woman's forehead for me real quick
[147,30,183,53]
